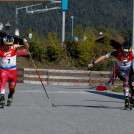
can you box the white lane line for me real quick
[15,90,88,94]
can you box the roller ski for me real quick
[124,97,132,111]
[0,94,5,108]
[7,92,14,106]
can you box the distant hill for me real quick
[0,0,132,38]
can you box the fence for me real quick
[17,68,24,83]
[17,68,122,86]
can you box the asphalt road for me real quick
[0,83,134,134]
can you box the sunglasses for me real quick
[123,51,130,55]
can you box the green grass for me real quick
[105,85,123,93]
[112,85,123,92]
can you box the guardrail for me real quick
[17,68,24,83]
[17,68,122,86]
[23,68,90,86]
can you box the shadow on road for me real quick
[54,90,126,110]
[86,90,124,100]
[54,104,124,110]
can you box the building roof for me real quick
[95,35,122,50]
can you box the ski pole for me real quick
[90,56,95,65]
[28,51,54,107]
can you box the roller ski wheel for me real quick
[124,104,133,111]
[130,105,132,111]
[0,100,5,108]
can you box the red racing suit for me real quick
[0,45,17,94]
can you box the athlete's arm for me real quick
[88,51,117,68]
[14,38,29,50]
[94,55,107,64]
[14,43,29,50]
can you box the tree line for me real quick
[0,0,133,38]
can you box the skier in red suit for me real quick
[0,35,28,107]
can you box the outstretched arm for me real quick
[14,38,29,50]
[14,43,29,51]
[94,55,107,64]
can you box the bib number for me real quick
[7,59,10,64]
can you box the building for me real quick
[95,34,122,50]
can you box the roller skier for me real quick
[88,40,134,110]
[0,34,29,108]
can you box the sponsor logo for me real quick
[4,51,12,56]
[1,73,6,76]
[10,82,15,86]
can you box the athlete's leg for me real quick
[117,69,130,95]
[0,69,8,94]
[0,69,8,104]
[8,70,17,92]
[7,70,17,105]
[117,69,131,107]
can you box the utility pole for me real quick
[61,0,68,47]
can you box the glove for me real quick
[88,63,94,68]
[24,43,29,49]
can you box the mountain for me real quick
[0,0,133,38]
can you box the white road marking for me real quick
[15,90,88,94]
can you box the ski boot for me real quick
[7,92,14,106]
[124,96,132,110]
[0,94,5,108]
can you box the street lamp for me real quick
[71,16,74,38]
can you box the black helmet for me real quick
[121,40,132,53]
[3,35,14,45]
